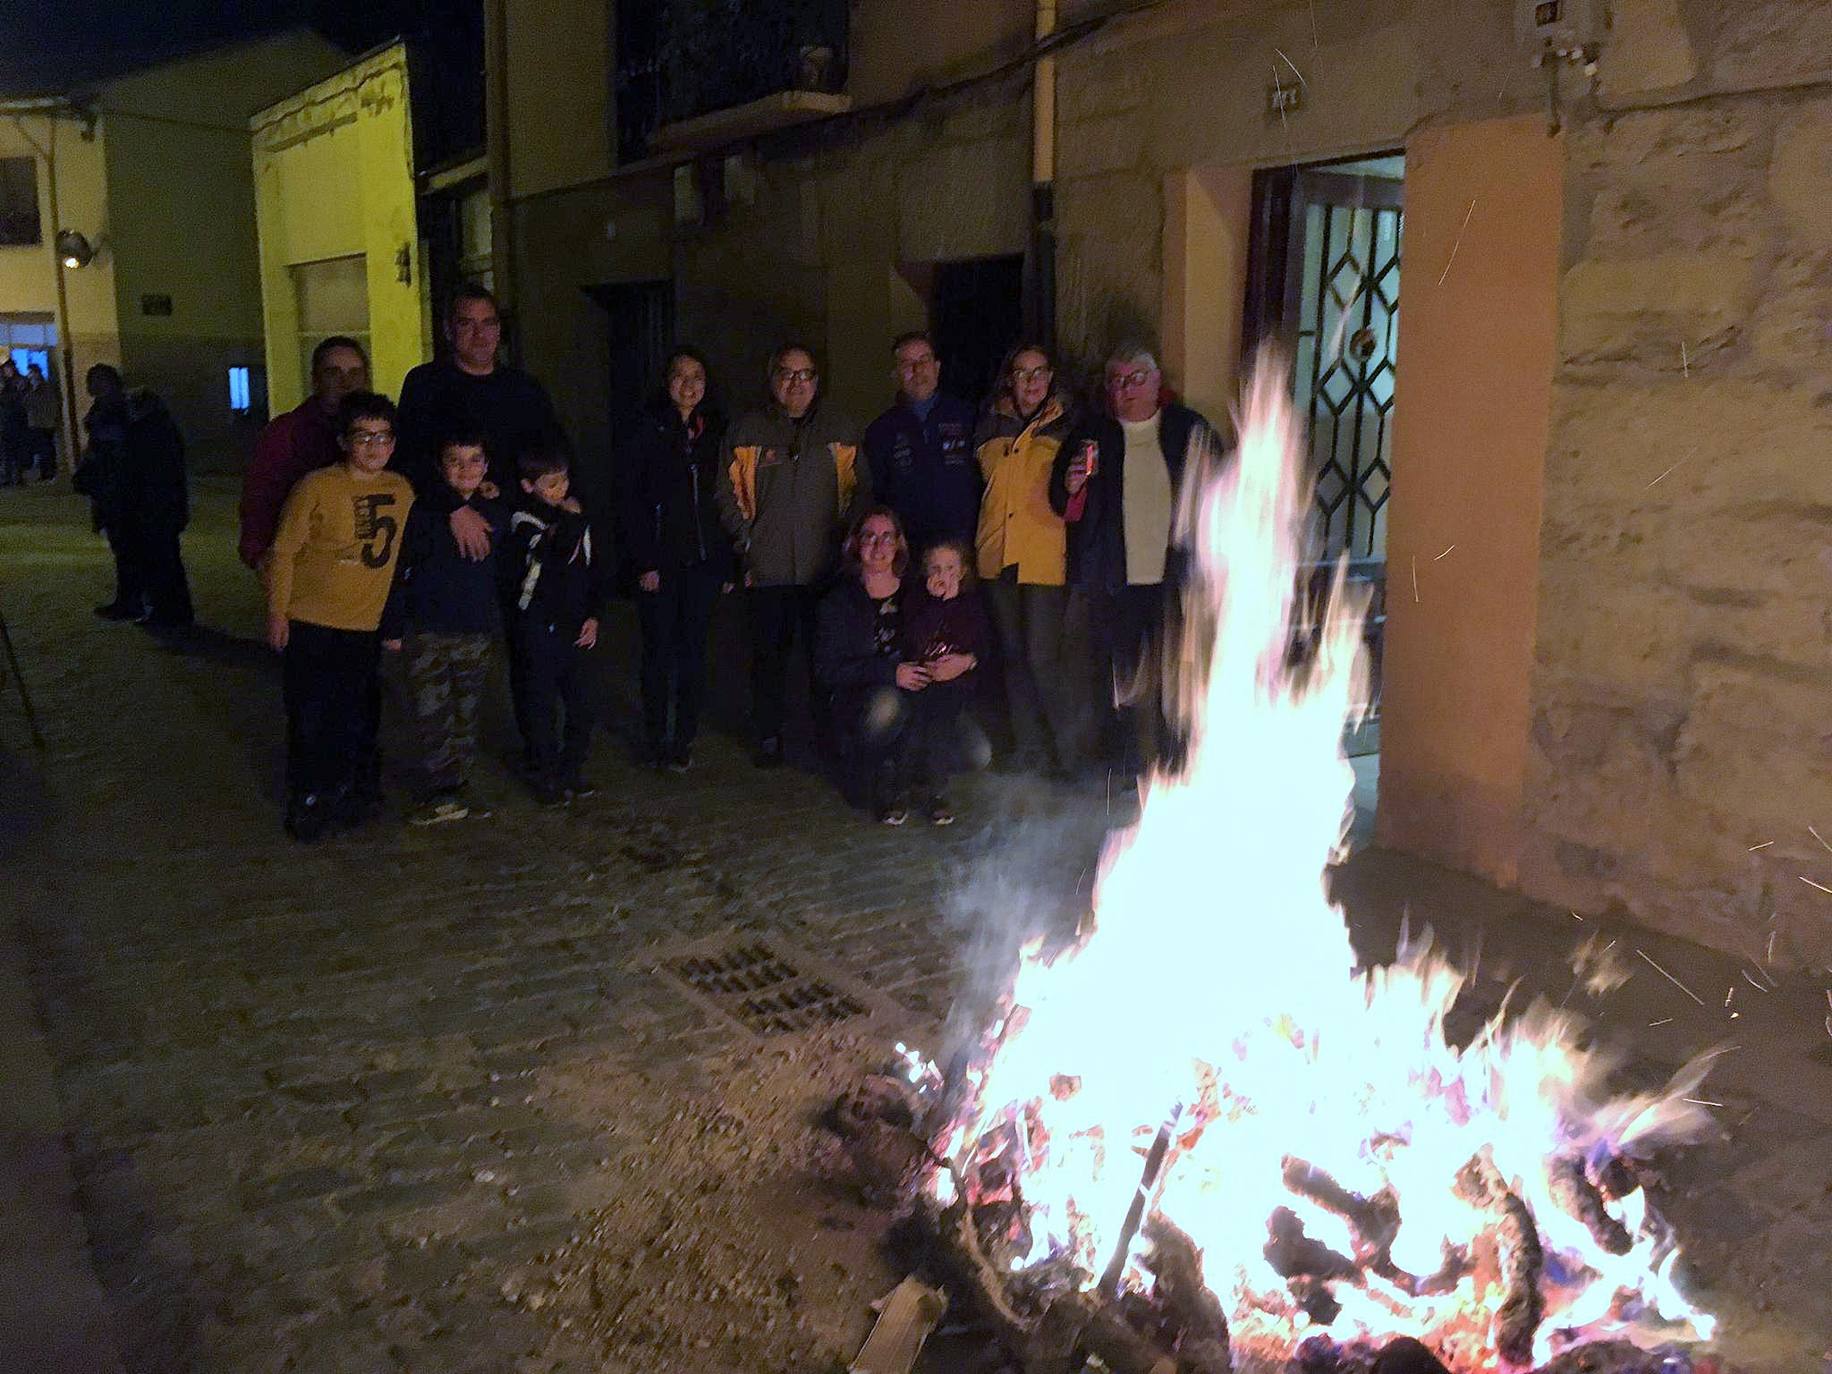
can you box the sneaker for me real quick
[875,803,908,827]
[408,797,470,827]
[666,744,692,774]
[753,736,784,769]
[93,601,142,621]
[566,777,600,799]
[454,789,493,820]
[926,796,955,827]
[284,793,332,843]
[533,779,570,807]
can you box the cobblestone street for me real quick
[1,481,1829,1373]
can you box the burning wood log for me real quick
[925,1197,1034,1347]
[1264,1206,1359,1283]
[1369,1336,1454,1374]
[1098,1102,1185,1296]
[1141,1216,1231,1356]
[1454,1154,1546,1368]
[1281,1157,1401,1258]
[1037,1291,1179,1374]
[1548,1156,1633,1255]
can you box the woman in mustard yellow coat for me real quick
[974,344,1085,772]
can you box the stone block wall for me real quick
[1521,85,1832,966]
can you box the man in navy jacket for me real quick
[862,331,982,557]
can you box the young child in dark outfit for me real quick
[506,448,604,805]
[381,432,507,826]
[899,538,991,824]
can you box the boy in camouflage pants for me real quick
[382,433,507,824]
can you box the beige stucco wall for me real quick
[251,43,428,416]
[503,0,612,199]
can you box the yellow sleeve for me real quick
[266,474,318,620]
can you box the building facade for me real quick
[0,30,348,468]
[492,0,1832,967]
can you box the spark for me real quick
[1308,0,1319,48]
[1636,948,1707,1006]
[1433,544,1456,561]
[1274,47,1307,85]
[1437,197,1477,286]
[1724,986,1735,1008]
[1825,989,1831,1012]
[1765,931,1777,964]
[1680,340,1690,378]
[1570,910,1584,921]
[1740,969,1766,992]
[1801,876,1832,896]
[1645,460,1683,489]
[1273,67,1289,140]
[1810,824,1832,855]
[1648,1018,1674,1027]
[1737,1107,1758,1127]
[1825,1014,1832,1039]
[1410,556,1419,603]
[1747,840,1774,850]
[1682,1098,1724,1109]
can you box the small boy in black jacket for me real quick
[507,448,604,804]
[382,432,506,825]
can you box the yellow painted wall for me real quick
[252,43,428,414]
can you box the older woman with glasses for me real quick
[974,343,1085,774]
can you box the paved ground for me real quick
[0,480,1827,1373]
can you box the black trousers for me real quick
[135,526,193,625]
[514,620,594,782]
[985,571,1087,767]
[748,583,822,742]
[1087,582,1171,773]
[836,679,980,807]
[637,562,723,749]
[103,525,145,613]
[283,622,381,803]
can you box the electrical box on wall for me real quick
[1515,0,1607,61]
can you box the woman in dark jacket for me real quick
[621,347,733,770]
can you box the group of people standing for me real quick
[1,358,60,486]
[68,276,1219,837]
[622,326,1221,824]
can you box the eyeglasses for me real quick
[348,429,395,447]
[775,367,817,384]
[858,530,898,545]
[1106,369,1155,391]
[896,354,938,371]
[1012,365,1052,383]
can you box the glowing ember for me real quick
[924,351,1718,1371]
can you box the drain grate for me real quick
[661,940,871,1036]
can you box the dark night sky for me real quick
[0,0,427,96]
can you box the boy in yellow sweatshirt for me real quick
[267,391,415,840]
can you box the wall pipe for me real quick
[1030,0,1058,350]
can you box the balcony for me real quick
[616,0,849,162]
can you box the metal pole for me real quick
[41,117,83,475]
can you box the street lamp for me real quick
[55,228,96,269]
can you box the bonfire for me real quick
[862,351,1720,1374]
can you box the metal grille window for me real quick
[0,158,42,246]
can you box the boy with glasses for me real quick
[267,392,415,840]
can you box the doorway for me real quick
[1244,152,1403,835]
[585,278,675,585]
[924,254,1024,408]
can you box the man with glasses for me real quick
[862,331,981,556]
[718,343,867,767]
[1050,342,1221,776]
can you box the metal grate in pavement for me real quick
[652,937,882,1038]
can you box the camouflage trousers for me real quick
[403,631,493,796]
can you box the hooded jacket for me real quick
[505,499,607,636]
[974,390,1075,585]
[717,400,867,587]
